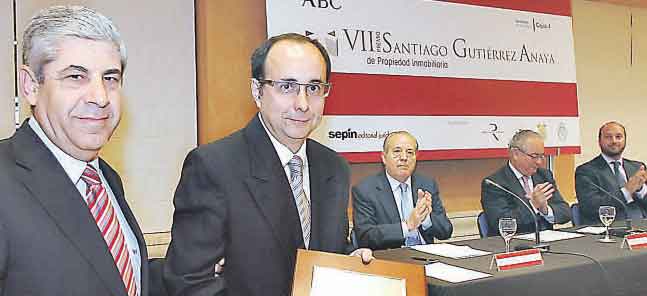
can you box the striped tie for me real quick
[81,165,137,296]
[288,155,311,248]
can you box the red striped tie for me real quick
[81,165,137,296]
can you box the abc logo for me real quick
[302,0,342,10]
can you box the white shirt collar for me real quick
[385,171,412,192]
[28,118,99,185]
[601,153,623,166]
[508,161,526,180]
[258,114,308,169]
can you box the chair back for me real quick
[571,203,582,226]
[477,211,489,238]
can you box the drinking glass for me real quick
[598,206,616,243]
[499,218,517,253]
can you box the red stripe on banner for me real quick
[626,233,647,239]
[499,260,543,271]
[325,74,579,117]
[340,146,581,163]
[631,243,647,250]
[441,0,571,16]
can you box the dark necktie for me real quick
[612,161,626,188]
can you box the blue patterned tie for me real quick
[288,155,311,248]
[399,183,422,246]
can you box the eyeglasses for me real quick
[391,149,416,159]
[255,79,331,99]
[512,147,546,160]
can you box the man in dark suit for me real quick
[575,121,647,225]
[481,130,571,236]
[164,33,372,296]
[352,131,453,250]
[0,6,148,296]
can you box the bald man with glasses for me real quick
[480,130,571,237]
[164,33,372,296]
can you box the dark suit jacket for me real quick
[0,122,149,296]
[575,155,647,225]
[481,165,571,236]
[163,115,353,296]
[352,171,453,250]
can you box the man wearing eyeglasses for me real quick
[164,33,372,296]
[352,131,453,250]
[481,129,571,237]
[575,122,647,225]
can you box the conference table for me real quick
[374,222,647,296]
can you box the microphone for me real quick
[585,179,635,234]
[484,178,549,251]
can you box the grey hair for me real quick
[22,5,126,83]
[508,129,541,151]
[382,130,419,152]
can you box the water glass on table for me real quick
[499,217,517,253]
[598,205,616,243]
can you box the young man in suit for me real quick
[481,130,571,236]
[575,121,647,225]
[0,6,147,296]
[352,131,453,250]
[164,33,372,296]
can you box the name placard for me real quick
[493,249,543,271]
[623,233,647,250]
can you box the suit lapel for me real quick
[307,141,336,250]
[594,155,622,188]
[503,165,532,207]
[410,174,419,206]
[12,124,126,296]
[243,116,295,263]
[376,172,401,223]
[623,158,639,182]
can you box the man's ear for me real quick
[250,79,262,108]
[19,66,39,106]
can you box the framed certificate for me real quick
[292,249,426,296]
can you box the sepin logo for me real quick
[328,128,390,140]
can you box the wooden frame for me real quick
[292,249,427,296]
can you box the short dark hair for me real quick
[598,121,626,140]
[382,131,419,152]
[250,33,331,81]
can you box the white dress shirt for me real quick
[258,114,311,203]
[601,153,647,203]
[384,172,432,244]
[29,118,141,295]
[508,162,555,223]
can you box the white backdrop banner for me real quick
[266,0,579,162]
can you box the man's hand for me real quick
[214,257,225,276]
[626,165,647,193]
[528,182,554,214]
[405,189,432,231]
[350,248,374,264]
